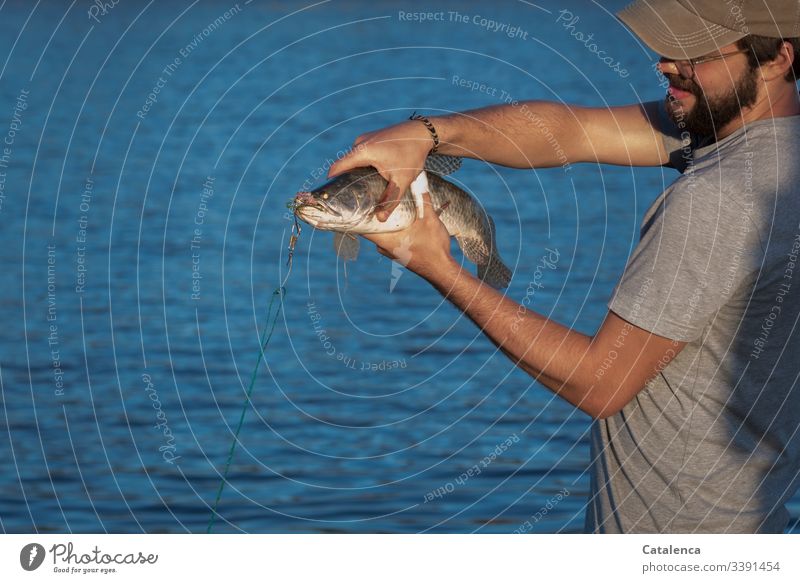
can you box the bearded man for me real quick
[329,1,800,533]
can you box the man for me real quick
[328,1,800,533]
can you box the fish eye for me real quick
[322,193,329,200]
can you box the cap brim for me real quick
[617,0,747,60]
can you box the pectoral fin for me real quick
[333,231,360,261]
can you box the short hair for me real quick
[736,35,800,82]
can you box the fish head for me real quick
[293,168,382,231]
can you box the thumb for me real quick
[328,145,368,178]
[375,175,412,222]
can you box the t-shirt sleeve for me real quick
[608,176,762,342]
[642,99,695,173]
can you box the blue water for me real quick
[0,0,797,533]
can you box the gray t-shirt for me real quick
[585,101,800,533]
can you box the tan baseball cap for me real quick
[617,0,800,59]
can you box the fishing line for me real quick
[206,218,300,533]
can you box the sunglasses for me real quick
[659,49,750,79]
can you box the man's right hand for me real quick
[327,120,435,222]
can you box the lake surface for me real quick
[0,0,797,533]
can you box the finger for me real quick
[375,180,406,222]
[353,131,375,146]
[419,191,434,210]
[361,231,379,244]
[418,192,443,224]
[374,245,390,258]
[435,200,450,216]
[328,144,369,178]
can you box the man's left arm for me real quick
[365,194,685,420]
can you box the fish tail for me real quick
[456,219,512,289]
[477,254,513,289]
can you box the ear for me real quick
[761,40,795,82]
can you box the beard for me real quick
[665,65,759,138]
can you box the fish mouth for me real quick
[291,192,343,217]
[291,192,369,231]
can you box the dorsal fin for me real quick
[424,154,462,176]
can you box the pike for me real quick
[292,155,512,289]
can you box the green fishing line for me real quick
[207,286,285,533]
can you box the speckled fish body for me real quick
[294,166,512,288]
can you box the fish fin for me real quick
[424,154,462,176]
[456,216,512,289]
[333,231,360,261]
[478,254,513,289]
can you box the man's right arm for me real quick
[430,101,670,169]
[328,100,671,221]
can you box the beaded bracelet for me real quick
[408,111,440,153]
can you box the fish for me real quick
[292,155,512,289]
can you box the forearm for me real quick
[428,102,585,169]
[427,259,609,417]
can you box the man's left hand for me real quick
[362,192,456,282]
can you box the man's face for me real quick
[662,48,759,138]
